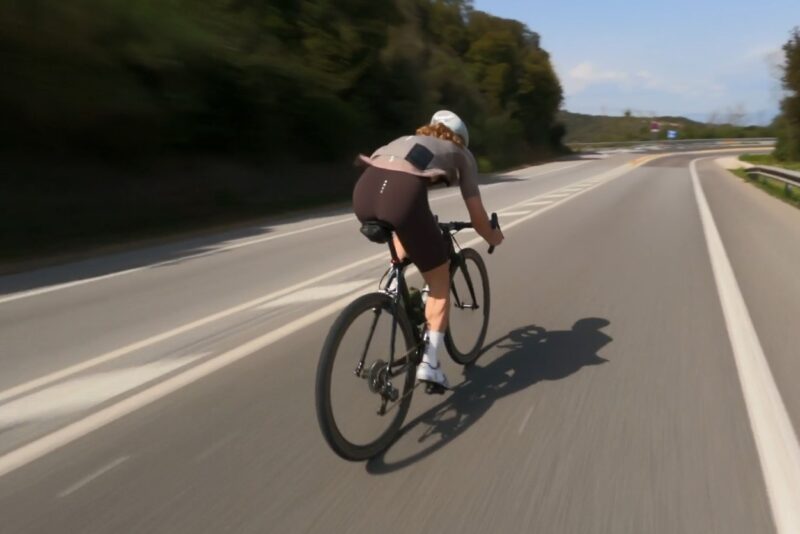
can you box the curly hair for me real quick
[416,122,465,148]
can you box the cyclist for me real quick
[353,110,504,390]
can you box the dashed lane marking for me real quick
[57,456,130,498]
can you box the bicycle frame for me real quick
[353,225,481,386]
[353,244,420,384]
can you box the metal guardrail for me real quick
[745,166,800,192]
[569,137,776,150]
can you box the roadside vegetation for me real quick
[0,0,565,262]
[729,28,800,211]
[732,169,800,209]
[772,28,800,163]
[560,111,774,144]
[740,153,800,171]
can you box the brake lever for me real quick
[488,212,499,255]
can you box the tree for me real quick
[776,28,800,161]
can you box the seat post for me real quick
[386,234,401,264]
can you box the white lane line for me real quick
[256,280,373,310]
[691,158,800,534]
[0,163,583,306]
[0,217,354,305]
[0,256,390,403]
[518,406,535,435]
[0,267,146,306]
[539,193,571,200]
[0,161,644,478]
[0,203,453,306]
[0,161,643,406]
[157,188,466,264]
[57,456,130,498]
[0,168,621,403]
[494,164,635,225]
[0,282,376,478]
[0,355,205,428]
[498,160,587,178]
[497,211,531,217]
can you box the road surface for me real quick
[1,149,799,533]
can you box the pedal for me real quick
[424,382,448,395]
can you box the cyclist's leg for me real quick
[393,194,450,388]
[416,261,451,388]
[392,234,408,262]
[421,262,450,331]
[388,175,449,330]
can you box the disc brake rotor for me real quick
[366,359,388,394]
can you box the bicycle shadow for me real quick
[366,318,612,474]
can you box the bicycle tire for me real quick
[445,247,491,365]
[315,292,417,461]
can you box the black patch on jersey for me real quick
[405,143,435,170]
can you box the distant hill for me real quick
[559,111,774,144]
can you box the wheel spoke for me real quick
[315,291,418,460]
[444,248,490,365]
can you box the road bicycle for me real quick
[315,214,498,460]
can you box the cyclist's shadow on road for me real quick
[366,318,612,474]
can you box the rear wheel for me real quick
[445,248,490,365]
[315,292,418,461]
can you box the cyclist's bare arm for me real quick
[465,195,504,246]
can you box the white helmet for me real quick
[431,110,469,147]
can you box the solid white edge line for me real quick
[691,157,800,534]
[0,252,388,403]
[57,455,130,497]
[497,211,531,217]
[0,267,148,305]
[0,159,643,478]
[0,282,374,478]
[0,162,626,403]
[0,161,586,305]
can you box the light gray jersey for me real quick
[360,135,480,199]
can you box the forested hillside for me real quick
[560,111,774,144]
[0,0,565,259]
[0,0,564,169]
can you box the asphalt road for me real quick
[1,149,798,533]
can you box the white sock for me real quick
[422,330,445,368]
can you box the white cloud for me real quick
[562,61,725,99]
[565,62,629,94]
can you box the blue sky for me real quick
[472,0,799,123]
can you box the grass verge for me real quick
[732,168,800,209]
[739,153,800,171]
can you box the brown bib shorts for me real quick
[352,166,448,273]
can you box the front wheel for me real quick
[315,292,418,461]
[445,247,490,365]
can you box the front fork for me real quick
[450,253,479,311]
